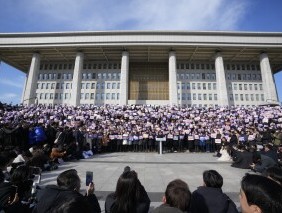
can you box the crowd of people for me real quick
[0,102,282,212]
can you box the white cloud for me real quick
[21,0,249,31]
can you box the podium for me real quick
[156,137,166,155]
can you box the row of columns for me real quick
[23,51,278,106]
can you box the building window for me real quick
[85,93,89,99]
[187,83,190,90]
[197,83,201,90]
[235,94,238,101]
[250,94,254,101]
[57,73,61,79]
[193,94,196,100]
[229,94,233,101]
[101,83,105,89]
[101,93,105,100]
[186,74,189,79]
[187,93,191,100]
[261,94,264,101]
[65,93,70,99]
[254,84,258,90]
[106,93,110,100]
[40,93,43,100]
[60,93,63,100]
[232,74,236,80]
[238,74,241,80]
[96,93,100,100]
[117,93,120,100]
[245,94,249,101]
[90,93,95,99]
[259,84,263,90]
[117,83,120,89]
[209,94,212,100]
[86,83,90,89]
[244,84,247,90]
[91,83,95,89]
[182,94,186,100]
[240,94,244,101]
[56,83,60,89]
[44,74,48,80]
[192,83,196,90]
[181,83,185,90]
[80,93,84,99]
[213,83,216,90]
[55,93,58,99]
[203,94,207,100]
[112,93,116,100]
[45,93,49,100]
[249,84,252,90]
[239,84,242,90]
[203,83,206,90]
[256,94,259,101]
[214,94,218,100]
[208,83,211,90]
[107,83,111,89]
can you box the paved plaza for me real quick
[40,152,250,212]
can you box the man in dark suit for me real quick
[231,145,253,169]
[250,152,277,173]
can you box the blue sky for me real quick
[0,0,282,104]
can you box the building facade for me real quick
[0,31,281,107]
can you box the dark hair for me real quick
[165,179,191,211]
[265,166,282,185]
[241,174,282,213]
[203,170,223,188]
[252,152,261,164]
[0,170,4,183]
[51,197,91,213]
[0,151,17,168]
[112,171,138,213]
[10,165,30,184]
[57,169,80,191]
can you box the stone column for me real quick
[215,52,229,106]
[169,51,178,106]
[23,53,40,106]
[21,74,28,104]
[119,51,129,105]
[259,53,278,102]
[71,52,84,106]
